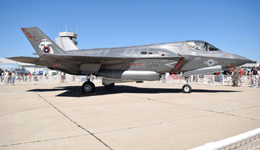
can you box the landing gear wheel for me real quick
[182,84,191,93]
[104,83,114,91]
[82,81,96,93]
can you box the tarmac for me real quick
[0,82,259,150]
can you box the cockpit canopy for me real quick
[186,41,221,51]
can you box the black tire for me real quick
[82,81,96,93]
[104,83,114,91]
[182,84,191,93]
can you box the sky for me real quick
[0,0,259,61]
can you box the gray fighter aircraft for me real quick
[8,27,251,93]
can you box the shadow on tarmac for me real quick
[27,85,241,97]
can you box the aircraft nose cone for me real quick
[232,54,252,67]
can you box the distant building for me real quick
[55,31,78,51]
[0,58,46,74]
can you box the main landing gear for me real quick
[82,81,96,93]
[182,77,192,93]
[81,77,115,93]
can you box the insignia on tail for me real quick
[39,39,53,54]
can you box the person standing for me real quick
[219,71,224,84]
[3,70,9,85]
[63,73,66,83]
[11,71,16,85]
[8,72,11,83]
[0,70,3,83]
[232,67,239,87]
[251,67,259,88]
[72,75,75,82]
[60,72,63,83]
[238,68,243,87]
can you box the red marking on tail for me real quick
[26,32,32,38]
[33,36,38,41]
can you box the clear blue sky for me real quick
[0,0,259,61]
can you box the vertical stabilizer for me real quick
[21,27,66,55]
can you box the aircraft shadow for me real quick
[27,85,240,97]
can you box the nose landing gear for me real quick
[182,84,191,93]
[182,77,192,93]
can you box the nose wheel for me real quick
[182,77,191,93]
[82,81,96,93]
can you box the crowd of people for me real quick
[0,69,37,85]
[0,70,18,85]
[1,67,260,87]
[225,67,259,88]
[163,67,260,88]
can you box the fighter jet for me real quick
[8,27,251,93]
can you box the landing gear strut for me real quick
[182,77,191,93]
[81,77,96,93]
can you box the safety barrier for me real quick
[190,128,260,150]
[166,75,259,87]
[0,74,102,85]
[0,74,259,87]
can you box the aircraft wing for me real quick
[40,54,182,65]
[7,54,182,67]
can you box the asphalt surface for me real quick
[0,82,260,150]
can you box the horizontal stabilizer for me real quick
[7,57,41,65]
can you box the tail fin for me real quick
[21,27,66,55]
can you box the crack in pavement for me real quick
[223,104,260,113]
[0,91,212,148]
[3,85,258,148]
[0,99,85,117]
[94,113,215,135]
[35,93,113,150]
[129,95,260,121]
[18,85,113,150]
[160,100,260,121]
[0,134,88,148]
[0,113,214,148]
